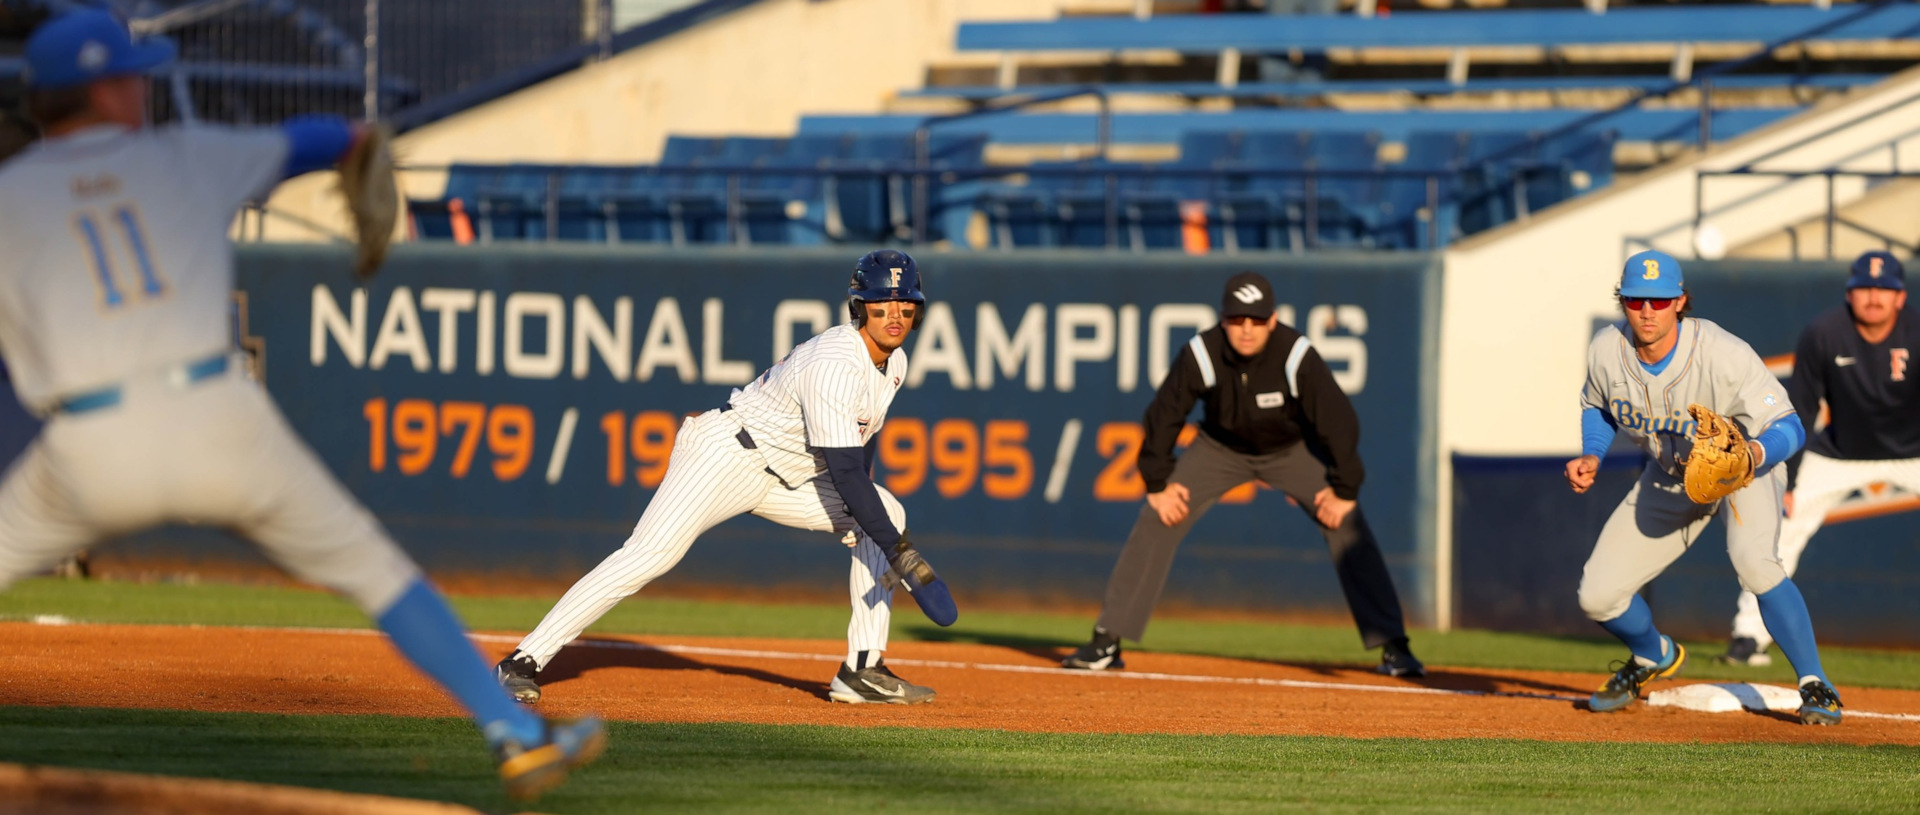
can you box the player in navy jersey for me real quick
[1719,250,1919,666]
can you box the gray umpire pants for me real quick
[1094,433,1409,649]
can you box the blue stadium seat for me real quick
[737,134,854,246]
[1307,130,1384,248]
[1528,129,1618,213]
[409,163,501,240]
[1456,130,1537,236]
[474,164,561,242]
[556,167,671,244]
[1374,131,1464,249]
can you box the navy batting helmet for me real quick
[848,249,926,328]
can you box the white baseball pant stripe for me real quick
[515,409,900,669]
[0,370,419,615]
[1731,451,1920,648]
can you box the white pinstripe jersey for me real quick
[1582,317,1796,478]
[0,124,287,412]
[726,323,907,486]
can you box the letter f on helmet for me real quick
[849,249,926,327]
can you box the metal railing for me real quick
[1662,95,1920,260]
[354,160,1468,253]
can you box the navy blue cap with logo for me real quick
[1846,251,1905,291]
[24,9,176,90]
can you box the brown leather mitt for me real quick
[1681,403,1755,504]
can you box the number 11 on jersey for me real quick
[75,205,165,309]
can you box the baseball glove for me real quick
[337,124,398,279]
[882,531,958,627]
[1681,403,1755,505]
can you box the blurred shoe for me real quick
[1590,637,1686,713]
[1377,637,1426,678]
[829,662,935,704]
[1798,679,1843,726]
[1715,636,1773,667]
[1061,627,1125,670]
[53,551,90,580]
[496,652,542,704]
[491,716,606,801]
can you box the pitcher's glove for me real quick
[1681,403,1755,505]
[338,124,398,279]
[882,531,958,627]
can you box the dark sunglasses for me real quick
[1622,297,1676,312]
[1224,315,1269,327]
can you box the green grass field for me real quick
[2,577,1917,813]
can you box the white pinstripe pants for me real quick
[1731,450,1920,648]
[515,409,902,668]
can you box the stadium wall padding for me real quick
[37,244,1433,628]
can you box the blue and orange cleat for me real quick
[1589,637,1686,713]
[490,716,607,801]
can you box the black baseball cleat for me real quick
[1061,627,1125,670]
[496,652,543,704]
[828,662,935,704]
[1798,679,1843,726]
[1376,637,1426,678]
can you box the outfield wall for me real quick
[127,245,1442,630]
[11,247,1909,644]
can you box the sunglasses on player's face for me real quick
[1224,315,1269,327]
[1622,297,1677,312]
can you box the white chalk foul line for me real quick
[17,619,1920,722]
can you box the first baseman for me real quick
[1719,250,1917,666]
[1566,250,1840,724]
[496,249,957,705]
[0,10,603,799]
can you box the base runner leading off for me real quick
[496,249,957,705]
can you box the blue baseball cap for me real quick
[24,9,176,90]
[1619,250,1685,299]
[1846,250,1905,291]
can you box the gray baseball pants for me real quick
[1094,432,1410,648]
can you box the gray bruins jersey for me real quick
[1582,317,1796,478]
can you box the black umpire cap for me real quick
[1221,271,1275,320]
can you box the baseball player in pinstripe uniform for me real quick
[1718,250,1918,667]
[1567,250,1841,724]
[0,10,602,800]
[496,249,957,705]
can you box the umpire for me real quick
[1061,272,1425,677]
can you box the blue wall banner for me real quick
[169,244,1442,626]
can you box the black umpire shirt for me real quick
[1137,323,1365,499]
[1786,304,1920,488]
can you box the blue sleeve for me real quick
[1755,413,1805,475]
[1581,407,1617,459]
[822,446,901,549]
[280,115,357,179]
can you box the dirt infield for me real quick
[4,621,1918,745]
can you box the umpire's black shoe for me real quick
[496,652,543,704]
[1062,626,1125,670]
[1377,638,1426,678]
